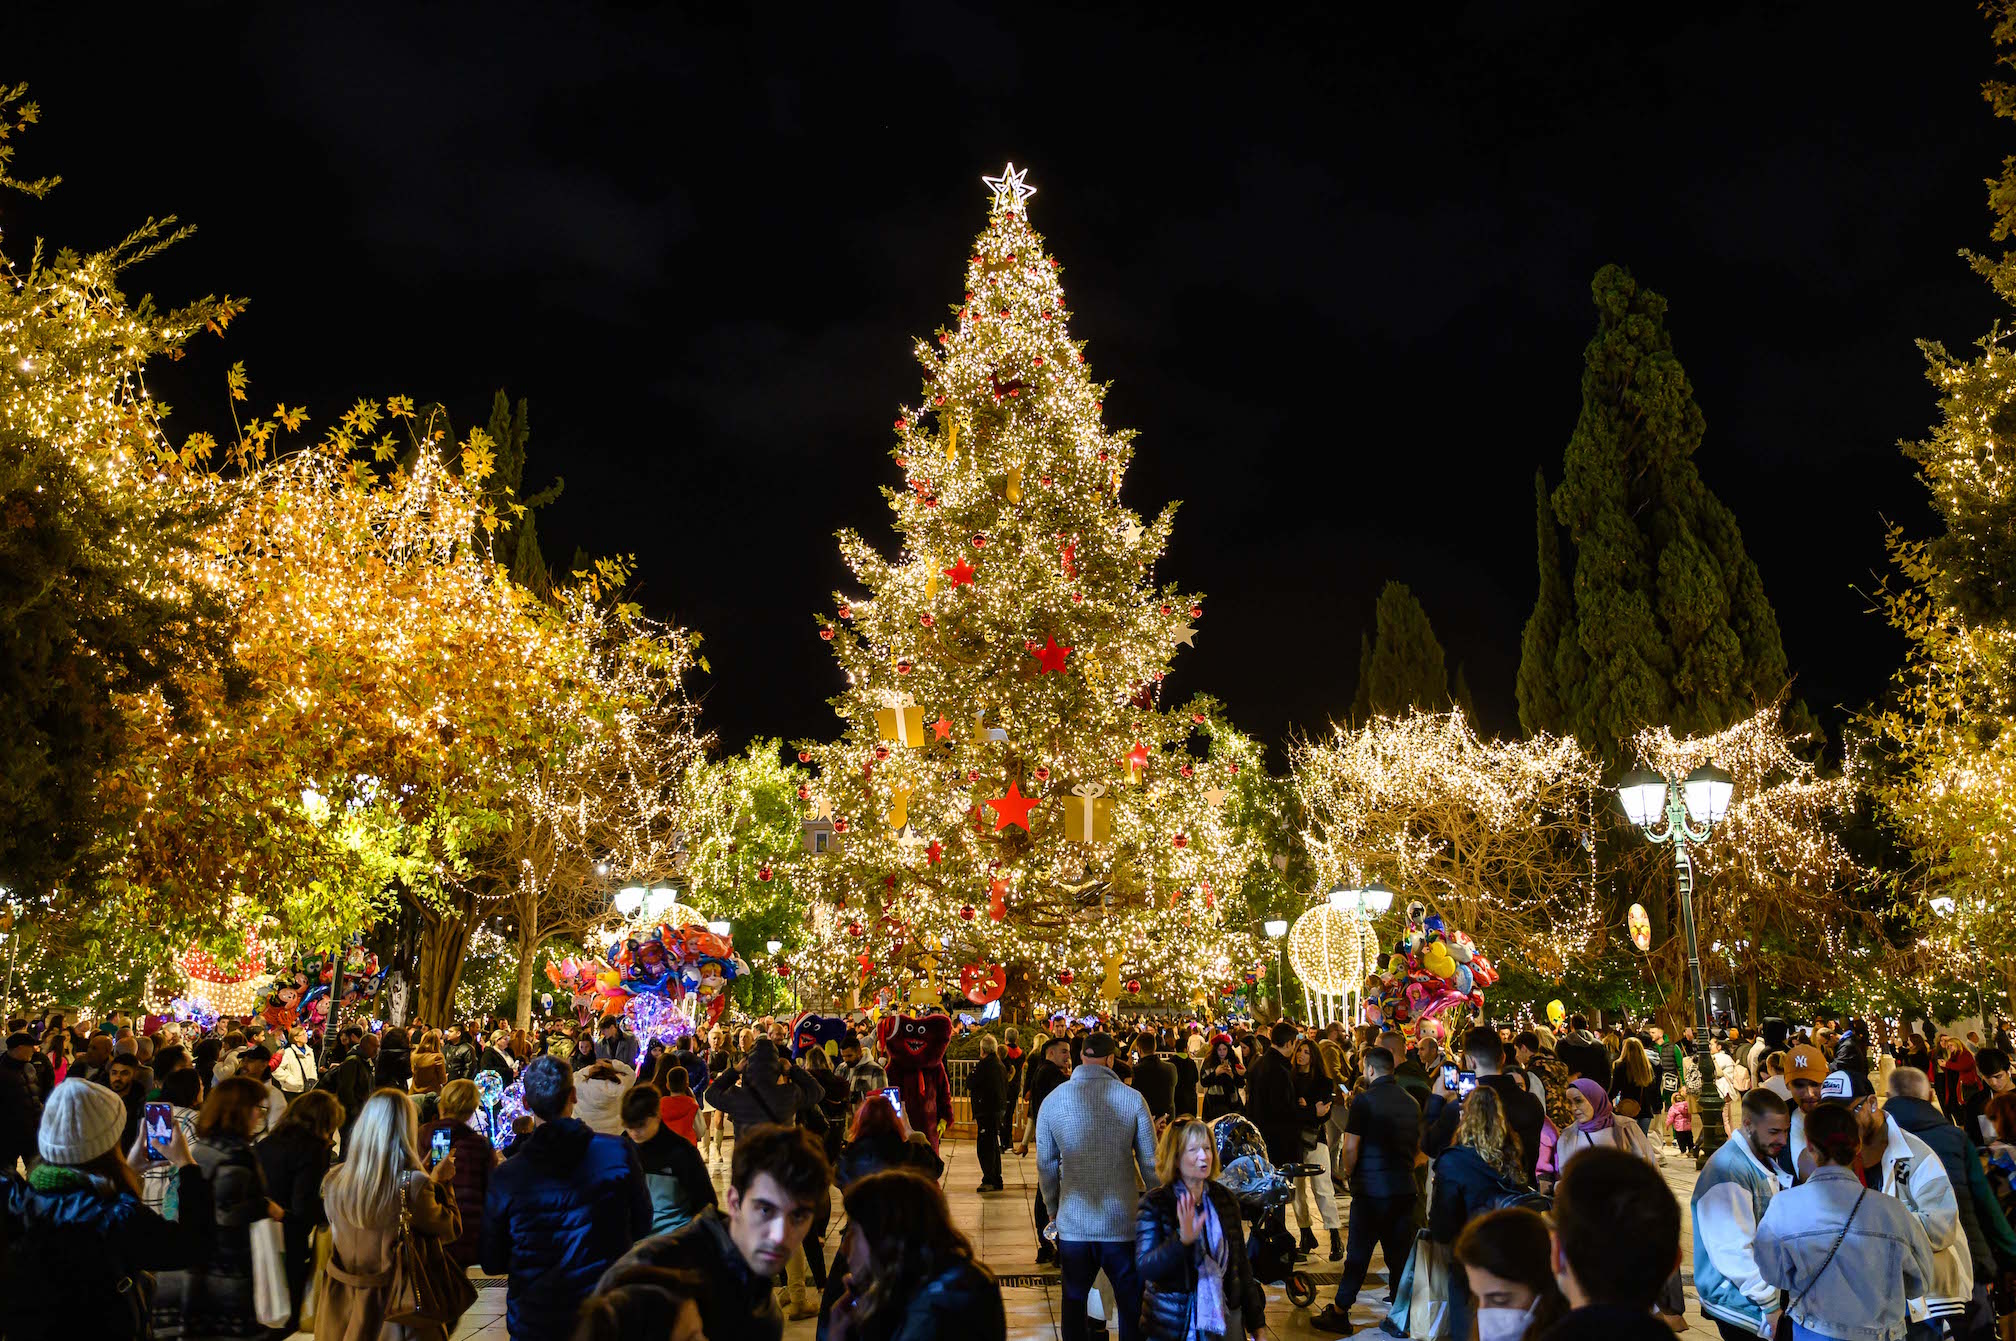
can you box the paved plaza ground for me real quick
[316,1127,1724,1341]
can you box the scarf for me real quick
[1571,1078,1614,1134]
[1187,1186,1230,1341]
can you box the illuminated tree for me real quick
[1291,711,1603,976]
[0,85,243,902]
[794,166,1267,1008]
[1866,6,2016,1012]
[1630,706,1870,1024]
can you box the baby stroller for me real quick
[1211,1114,1320,1309]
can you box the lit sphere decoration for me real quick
[1287,904,1379,995]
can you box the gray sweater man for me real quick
[1036,1035,1160,1243]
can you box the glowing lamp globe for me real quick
[1682,763,1734,828]
[1617,767,1668,829]
[1287,904,1375,996]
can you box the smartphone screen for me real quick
[1458,1072,1478,1097]
[143,1102,173,1161]
[881,1085,903,1113]
[429,1128,452,1167]
[1440,1063,1459,1090]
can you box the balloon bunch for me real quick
[260,945,383,1031]
[557,921,751,1028]
[1363,899,1498,1043]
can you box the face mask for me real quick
[1476,1304,1538,1341]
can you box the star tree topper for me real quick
[982,162,1036,210]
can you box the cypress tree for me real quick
[1349,633,1373,724]
[1451,664,1476,721]
[1362,581,1451,717]
[1516,469,1570,736]
[1529,265,1799,763]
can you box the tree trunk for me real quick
[415,907,475,1026]
[1746,966,1761,1030]
[513,899,541,1030]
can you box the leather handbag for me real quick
[385,1179,476,1328]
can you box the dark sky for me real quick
[9,3,2004,762]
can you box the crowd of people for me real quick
[2,1002,2013,1341]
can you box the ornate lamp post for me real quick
[1617,762,1733,1162]
[1263,919,1288,1014]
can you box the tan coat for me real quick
[314,1169,462,1341]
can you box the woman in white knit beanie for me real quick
[1,1079,215,1340]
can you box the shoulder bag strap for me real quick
[1789,1187,1866,1314]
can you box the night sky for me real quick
[9,3,2005,762]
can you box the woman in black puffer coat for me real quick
[374,1025,413,1091]
[1136,1119,1264,1341]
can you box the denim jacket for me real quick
[1754,1165,1934,1341]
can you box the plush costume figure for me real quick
[877,1011,953,1152]
[789,1011,851,1061]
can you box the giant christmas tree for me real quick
[794,165,1267,1010]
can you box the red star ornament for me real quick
[984,781,1042,831]
[926,840,944,865]
[1125,742,1151,780]
[931,714,954,741]
[1031,634,1073,674]
[943,559,976,587]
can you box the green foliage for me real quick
[1357,582,1451,717]
[1516,469,1570,736]
[1527,265,1802,764]
[1349,633,1373,724]
[680,739,812,947]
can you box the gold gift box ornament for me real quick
[874,692,925,748]
[1064,781,1112,844]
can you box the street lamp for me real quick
[1264,919,1289,1016]
[707,920,732,938]
[1617,761,1733,1162]
[1328,879,1395,916]
[614,887,647,919]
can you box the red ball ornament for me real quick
[798,751,813,763]
[1126,979,1141,994]
[1173,833,1189,848]
[1189,605,1203,618]
[849,922,864,938]
[1033,355,1044,366]
[1193,712,1207,724]
[1050,258,1060,268]
[1098,450,1110,462]
[972,534,987,548]
[1159,604,1172,615]
[757,866,773,882]
[1078,352,1086,363]
[874,746,889,760]
[819,628,834,640]
[967,769,981,782]
[1095,401,1103,411]
[896,661,912,675]
[796,786,810,800]
[1058,970,1075,986]
[1034,766,1050,781]
[933,395,945,406]
[920,614,934,626]
[1071,592,1083,603]
[937,333,948,344]
[1229,764,1241,775]
[959,906,975,921]
[1040,475,1053,486]
[1180,765,1193,778]
[964,290,973,299]
[834,818,850,832]
[838,605,852,619]
[777,962,791,977]
[999,308,1010,317]
[894,418,907,430]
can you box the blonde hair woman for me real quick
[318,1089,466,1340]
[1137,1119,1263,1340]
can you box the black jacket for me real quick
[1426,1073,1546,1187]
[969,1053,1008,1124]
[1429,1144,1528,1245]
[1534,1304,1677,1341]
[255,1122,330,1274]
[1243,1049,1301,1167]
[0,1055,41,1171]
[1136,1180,1264,1340]
[478,1045,516,1079]
[1343,1074,1423,1199]
[1132,1054,1178,1121]
[855,1258,1006,1341]
[1025,1058,1067,1119]
[324,1051,375,1122]
[480,1117,653,1341]
[1,1167,216,1341]
[601,1206,782,1341]
[837,1131,945,1187]
[1170,1054,1199,1120]
[442,1038,478,1083]
[1887,1095,2016,1274]
[705,1038,824,1133]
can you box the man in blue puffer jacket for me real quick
[481,1055,652,1340]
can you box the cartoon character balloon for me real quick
[1546,999,1565,1027]
[1361,896,1490,1041]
